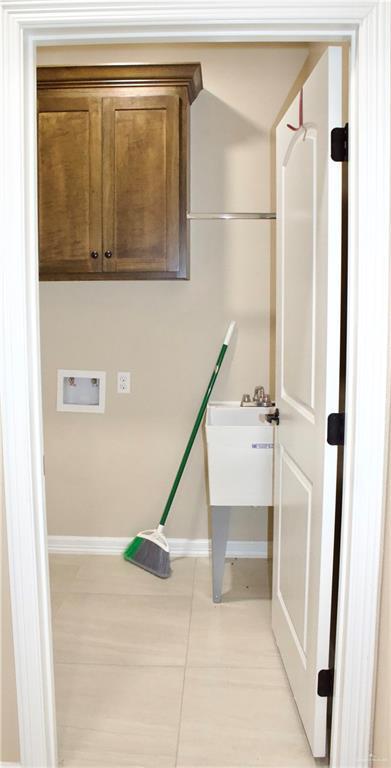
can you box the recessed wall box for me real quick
[57,369,106,413]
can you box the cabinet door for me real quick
[38,96,102,277]
[102,96,180,275]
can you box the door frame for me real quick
[0,2,389,767]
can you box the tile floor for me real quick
[50,555,317,767]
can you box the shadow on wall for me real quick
[190,88,271,365]
[191,89,267,212]
[187,90,271,544]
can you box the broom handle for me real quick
[159,321,236,527]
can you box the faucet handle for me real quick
[253,386,274,407]
[253,387,265,401]
[241,394,252,407]
[253,386,265,402]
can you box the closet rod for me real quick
[187,212,276,220]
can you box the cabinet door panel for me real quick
[103,96,180,274]
[38,96,102,276]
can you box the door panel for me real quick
[102,96,180,274]
[282,132,316,413]
[273,48,342,757]
[38,96,102,276]
[278,448,312,658]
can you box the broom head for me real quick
[123,527,171,578]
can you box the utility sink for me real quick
[205,401,275,507]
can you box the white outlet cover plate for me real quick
[117,371,131,394]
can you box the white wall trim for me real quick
[330,5,391,766]
[47,535,269,558]
[0,763,22,768]
[1,3,390,768]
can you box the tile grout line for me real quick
[174,556,198,768]
[52,557,196,766]
[51,589,193,598]
[55,661,195,669]
[51,557,314,766]
[54,660,283,669]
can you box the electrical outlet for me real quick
[117,372,131,394]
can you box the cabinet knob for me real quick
[90,251,99,259]
[104,250,113,259]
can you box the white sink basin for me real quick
[206,400,275,426]
[205,401,274,507]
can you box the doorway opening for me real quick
[35,40,348,767]
[3,6,390,768]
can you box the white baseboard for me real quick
[47,535,269,558]
[0,763,21,767]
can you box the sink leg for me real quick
[211,506,231,603]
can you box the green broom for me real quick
[124,321,236,578]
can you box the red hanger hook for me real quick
[287,88,303,131]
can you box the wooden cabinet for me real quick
[38,96,102,276]
[102,95,180,275]
[37,64,202,280]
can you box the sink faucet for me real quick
[253,386,265,403]
[241,386,273,407]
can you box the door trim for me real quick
[0,3,389,767]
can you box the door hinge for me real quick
[331,123,348,161]
[327,413,345,446]
[317,668,334,697]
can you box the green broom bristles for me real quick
[124,535,144,559]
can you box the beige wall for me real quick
[38,43,309,542]
[1,442,20,763]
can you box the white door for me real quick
[272,47,342,757]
